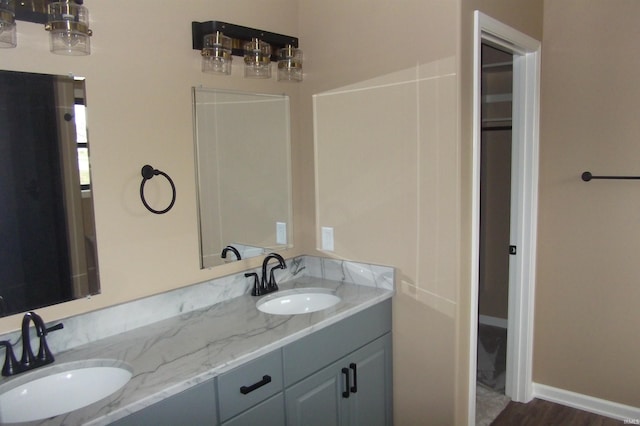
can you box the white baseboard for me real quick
[478,314,508,329]
[533,383,640,421]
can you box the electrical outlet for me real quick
[321,226,334,251]
[276,222,287,245]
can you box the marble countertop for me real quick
[4,277,392,426]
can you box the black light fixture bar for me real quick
[192,21,298,60]
[15,0,47,24]
[15,0,84,24]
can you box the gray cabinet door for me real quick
[110,379,217,426]
[285,357,346,426]
[348,333,392,426]
[285,333,391,426]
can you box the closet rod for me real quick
[581,171,640,182]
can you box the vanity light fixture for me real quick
[277,45,303,82]
[192,21,301,81]
[0,0,17,48]
[3,0,92,54]
[45,0,92,55]
[244,37,271,79]
[202,31,232,75]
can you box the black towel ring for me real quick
[140,165,176,214]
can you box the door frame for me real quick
[469,10,541,421]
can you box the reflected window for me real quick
[74,99,90,190]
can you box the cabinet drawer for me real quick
[283,299,391,386]
[222,393,285,426]
[217,349,283,421]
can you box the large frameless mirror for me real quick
[0,69,99,317]
[193,88,293,268]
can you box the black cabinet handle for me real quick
[240,375,271,395]
[349,363,358,393]
[342,368,350,398]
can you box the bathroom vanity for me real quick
[112,301,391,426]
[0,256,394,425]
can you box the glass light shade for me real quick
[0,0,16,48]
[244,38,271,79]
[46,1,92,56]
[277,45,303,82]
[202,32,232,75]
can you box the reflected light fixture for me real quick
[192,21,301,81]
[0,0,17,48]
[45,0,92,55]
[202,31,232,74]
[277,45,302,82]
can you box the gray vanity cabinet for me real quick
[283,299,393,426]
[109,379,217,426]
[285,334,392,426]
[110,299,392,426]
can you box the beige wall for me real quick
[298,1,460,423]
[0,0,302,333]
[535,0,640,407]
[479,131,511,320]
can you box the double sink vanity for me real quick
[0,256,394,425]
[0,76,392,424]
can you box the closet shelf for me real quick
[482,61,512,70]
[482,94,512,104]
[482,117,512,123]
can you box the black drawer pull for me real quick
[240,375,272,395]
[349,363,358,393]
[342,368,350,398]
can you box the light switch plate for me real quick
[321,226,334,251]
[276,222,287,245]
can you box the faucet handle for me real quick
[245,272,261,296]
[41,322,64,337]
[0,340,20,377]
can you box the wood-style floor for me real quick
[491,398,623,425]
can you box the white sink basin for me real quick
[257,288,341,315]
[0,359,132,423]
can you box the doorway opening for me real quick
[469,11,541,425]
[477,43,513,397]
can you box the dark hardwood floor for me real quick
[491,398,624,425]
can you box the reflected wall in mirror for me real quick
[193,88,293,268]
[0,70,99,317]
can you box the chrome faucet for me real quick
[221,245,242,261]
[0,312,63,377]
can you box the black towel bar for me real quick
[581,171,640,182]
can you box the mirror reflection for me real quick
[193,88,293,268]
[0,70,99,317]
